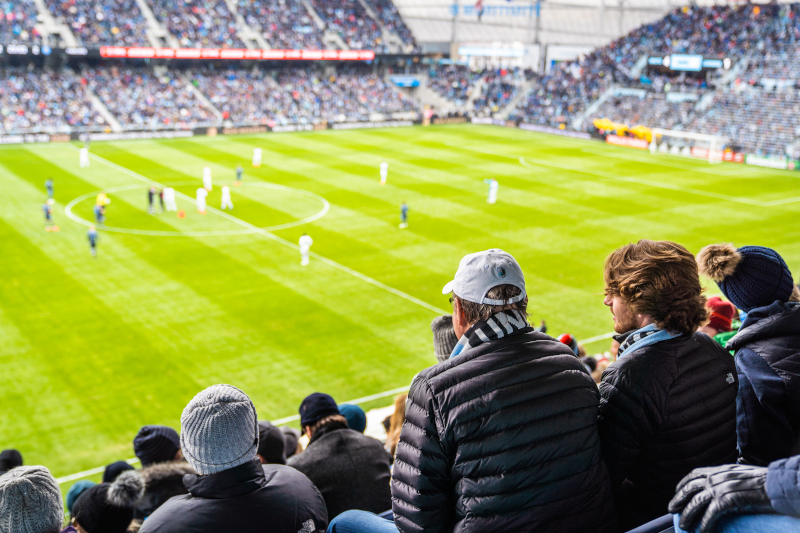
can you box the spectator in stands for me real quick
[102,461,134,483]
[383,393,406,458]
[0,466,62,533]
[699,296,737,346]
[598,240,738,529]
[281,426,302,458]
[431,314,458,363]
[133,425,182,466]
[288,393,392,519]
[698,244,800,466]
[139,384,327,533]
[66,480,96,519]
[71,475,144,533]
[670,453,800,533]
[333,249,617,532]
[257,420,287,464]
[0,448,22,475]
[338,404,367,434]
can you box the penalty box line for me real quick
[56,331,616,484]
[68,146,448,316]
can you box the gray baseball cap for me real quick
[442,249,526,305]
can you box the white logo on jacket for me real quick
[298,519,315,533]
[726,373,735,384]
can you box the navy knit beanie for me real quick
[133,425,180,467]
[299,393,340,427]
[102,461,134,483]
[697,244,794,312]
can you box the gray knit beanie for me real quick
[0,466,63,533]
[181,384,259,475]
[432,315,459,364]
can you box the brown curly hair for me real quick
[604,240,708,334]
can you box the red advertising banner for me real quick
[99,47,375,61]
[606,135,649,150]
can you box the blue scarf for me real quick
[617,323,680,358]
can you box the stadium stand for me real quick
[86,67,217,129]
[362,0,416,50]
[472,68,533,116]
[308,0,384,51]
[0,0,40,44]
[192,68,296,124]
[426,64,481,106]
[44,0,148,45]
[0,67,106,133]
[235,0,324,50]
[584,92,696,131]
[150,0,246,48]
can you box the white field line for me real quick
[68,146,448,316]
[55,330,613,484]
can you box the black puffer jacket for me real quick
[139,459,327,533]
[392,328,617,533]
[133,461,196,519]
[598,331,738,530]
[728,302,800,466]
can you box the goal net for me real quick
[649,129,728,164]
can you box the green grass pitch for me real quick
[2,123,800,491]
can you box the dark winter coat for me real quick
[391,328,617,533]
[766,453,800,516]
[133,461,195,519]
[598,331,738,530]
[728,301,800,466]
[138,459,327,533]
[287,421,392,520]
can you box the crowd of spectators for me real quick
[683,88,800,158]
[0,67,105,133]
[0,0,40,44]
[4,242,800,533]
[471,68,531,116]
[45,0,148,45]
[192,68,295,123]
[585,92,696,131]
[427,64,481,106]
[362,0,416,50]
[236,0,324,50]
[308,0,384,51]
[150,0,245,48]
[87,67,217,129]
[275,67,418,123]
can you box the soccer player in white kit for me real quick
[163,187,177,212]
[252,148,262,168]
[79,146,90,168]
[203,167,212,191]
[485,178,499,204]
[299,233,313,266]
[220,185,233,210]
[380,162,388,185]
[196,187,208,214]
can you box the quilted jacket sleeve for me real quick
[766,454,800,517]
[391,374,453,533]
[597,362,657,490]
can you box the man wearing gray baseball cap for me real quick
[389,249,617,533]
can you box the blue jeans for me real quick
[672,513,800,533]
[328,511,398,533]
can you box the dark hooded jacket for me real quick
[287,421,392,520]
[391,327,617,533]
[598,331,738,530]
[728,301,800,466]
[138,459,327,533]
[134,461,196,519]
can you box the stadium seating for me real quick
[308,0,384,51]
[150,0,246,48]
[0,0,40,44]
[584,92,696,131]
[193,69,296,124]
[0,67,106,133]
[236,0,324,50]
[362,0,417,50]
[45,0,148,45]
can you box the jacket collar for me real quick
[728,301,800,350]
[308,420,349,446]
[183,459,264,499]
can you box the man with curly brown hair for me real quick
[598,240,738,530]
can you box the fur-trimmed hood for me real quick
[129,461,196,519]
[138,461,196,488]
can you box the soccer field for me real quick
[2,123,799,486]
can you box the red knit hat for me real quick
[706,296,735,332]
